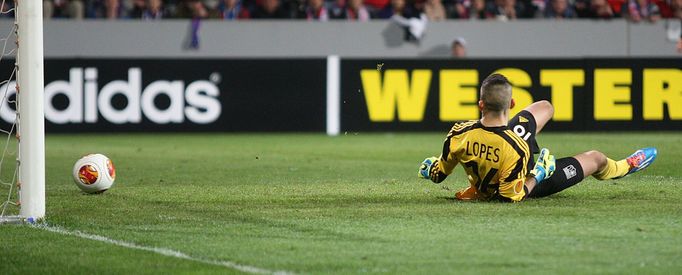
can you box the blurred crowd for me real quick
[11,0,681,21]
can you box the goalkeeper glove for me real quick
[418,157,438,179]
[530,148,556,184]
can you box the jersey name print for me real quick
[464,141,501,163]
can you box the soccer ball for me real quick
[72,154,116,194]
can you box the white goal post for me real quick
[16,0,45,221]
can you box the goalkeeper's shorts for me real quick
[527,157,585,198]
[508,110,540,155]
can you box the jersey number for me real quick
[464,161,499,193]
[513,125,532,141]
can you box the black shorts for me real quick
[508,110,540,168]
[527,157,585,198]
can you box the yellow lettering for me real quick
[439,70,479,121]
[594,69,632,120]
[360,69,432,122]
[643,69,682,120]
[493,68,533,116]
[540,69,584,121]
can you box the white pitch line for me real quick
[32,223,293,275]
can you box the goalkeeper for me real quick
[418,73,657,202]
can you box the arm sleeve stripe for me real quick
[496,131,529,182]
[441,137,451,162]
[450,121,478,135]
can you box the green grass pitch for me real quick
[2,132,681,274]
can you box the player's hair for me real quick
[480,73,512,113]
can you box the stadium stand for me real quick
[37,0,681,20]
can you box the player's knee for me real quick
[536,100,554,117]
[586,150,607,168]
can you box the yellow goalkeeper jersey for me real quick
[431,120,531,202]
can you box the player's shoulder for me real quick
[447,120,480,137]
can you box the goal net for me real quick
[0,0,45,223]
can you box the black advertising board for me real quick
[340,58,682,132]
[0,58,679,133]
[0,59,327,132]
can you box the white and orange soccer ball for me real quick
[72,154,116,194]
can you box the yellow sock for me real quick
[593,158,630,180]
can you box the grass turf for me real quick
[1,132,681,274]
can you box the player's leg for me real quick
[590,148,657,180]
[528,148,657,198]
[509,100,555,156]
[521,100,553,134]
[527,157,583,198]
[508,107,541,155]
[573,150,608,177]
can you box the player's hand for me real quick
[418,157,438,179]
[530,148,556,184]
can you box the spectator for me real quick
[446,0,464,19]
[377,0,417,18]
[330,0,347,18]
[673,0,682,18]
[349,0,372,20]
[330,0,371,20]
[365,0,390,13]
[584,0,616,18]
[452,0,490,19]
[130,0,146,18]
[530,0,546,15]
[44,0,85,19]
[420,0,447,20]
[545,0,576,18]
[251,0,290,18]
[85,0,104,18]
[606,0,626,15]
[176,0,210,18]
[625,0,661,21]
[141,0,167,19]
[486,0,525,20]
[574,0,590,17]
[106,0,125,18]
[304,0,329,20]
[451,37,467,57]
[653,0,674,17]
[84,0,127,18]
[218,0,250,19]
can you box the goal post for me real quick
[16,0,45,221]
